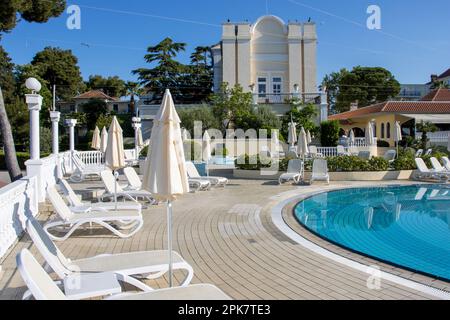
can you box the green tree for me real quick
[281,100,318,140]
[31,46,84,101]
[186,46,213,102]
[178,105,221,134]
[0,1,65,35]
[79,99,108,130]
[0,1,66,182]
[211,83,253,131]
[124,81,144,116]
[323,66,400,114]
[430,80,450,90]
[416,121,438,150]
[86,75,127,98]
[133,37,186,101]
[320,120,340,147]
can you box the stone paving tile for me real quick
[0,179,446,300]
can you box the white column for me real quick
[50,111,62,179]
[50,111,61,155]
[320,89,329,123]
[25,93,44,201]
[65,119,77,173]
[132,117,142,160]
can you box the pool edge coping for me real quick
[270,184,450,300]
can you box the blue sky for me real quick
[2,0,449,85]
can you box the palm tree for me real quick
[0,86,22,182]
[132,37,186,99]
[125,81,144,117]
[430,80,450,90]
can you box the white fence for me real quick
[77,151,105,166]
[350,138,376,147]
[416,131,450,144]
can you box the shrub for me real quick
[367,157,389,171]
[212,146,228,157]
[320,121,340,147]
[140,146,149,157]
[235,154,272,170]
[377,140,390,147]
[391,153,416,171]
[0,152,50,170]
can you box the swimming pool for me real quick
[294,185,450,281]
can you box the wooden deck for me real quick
[0,178,443,300]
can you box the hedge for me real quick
[0,152,31,170]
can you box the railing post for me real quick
[65,119,77,173]
[24,78,45,202]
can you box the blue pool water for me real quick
[294,185,450,281]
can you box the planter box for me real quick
[234,169,414,181]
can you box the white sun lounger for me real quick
[58,179,142,213]
[442,157,450,171]
[415,149,423,157]
[25,219,194,295]
[310,159,330,184]
[279,159,303,185]
[69,153,106,183]
[308,146,324,158]
[337,145,350,156]
[44,186,143,241]
[17,249,230,300]
[424,148,433,156]
[383,150,397,163]
[430,157,450,175]
[415,158,448,182]
[123,167,143,190]
[100,170,155,203]
[186,162,228,187]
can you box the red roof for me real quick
[438,68,450,79]
[74,90,118,101]
[420,88,450,102]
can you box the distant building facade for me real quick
[58,90,131,114]
[211,15,318,97]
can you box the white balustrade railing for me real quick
[0,175,39,261]
[349,137,377,147]
[0,154,61,262]
[77,151,105,166]
[416,131,450,143]
[316,147,339,157]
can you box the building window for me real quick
[387,123,391,139]
[381,123,385,139]
[113,104,119,112]
[258,77,267,98]
[272,77,282,94]
[70,105,75,112]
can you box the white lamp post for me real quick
[132,117,142,160]
[24,78,45,201]
[65,119,77,173]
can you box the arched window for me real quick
[387,123,391,139]
[381,123,385,139]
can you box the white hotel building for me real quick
[211,15,324,111]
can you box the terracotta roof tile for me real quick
[328,100,450,121]
[420,88,450,102]
[74,90,118,101]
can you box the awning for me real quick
[400,114,450,124]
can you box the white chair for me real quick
[100,170,154,203]
[383,150,397,163]
[414,158,448,182]
[425,149,433,156]
[430,157,450,175]
[308,146,324,158]
[24,219,194,296]
[186,162,228,187]
[58,179,142,213]
[69,153,105,183]
[336,145,350,156]
[358,151,371,160]
[311,159,330,184]
[415,149,424,157]
[441,157,450,171]
[124,150,139,167]
[279,160,303,185]
[44,186,143,241]
[123,167,143,190]
[16,249,231,300]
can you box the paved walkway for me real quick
[0,178,442,300]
